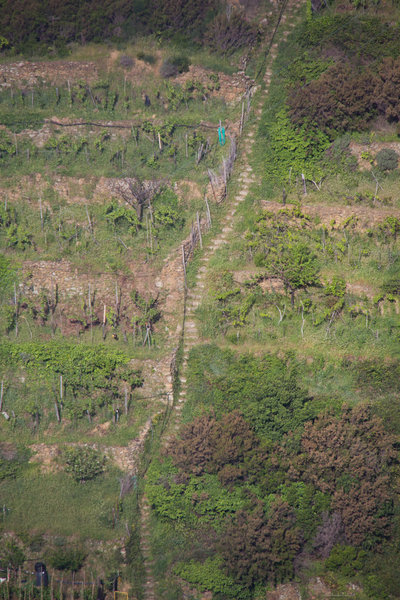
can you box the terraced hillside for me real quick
[2,0,400,599]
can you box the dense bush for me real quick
[289,404,397,546]
[263,107,330,181]
[204,7,258,55]
[0,0,218,53]
[186,347,311,439]
[220,500,301,588]
[48,547,86,571]
[376,148,398,171]
[63,446,106,482]
[160,55,191,78]
[296,15,400,64]
[287,63,377,136]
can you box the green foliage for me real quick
[105,203,140,232]
[381,277,400,296]
[137,51,156,64]
[278,482,330,542]
[153,188,184,230]
[287,63,377,137]
[296,15,400,63]
[325,545,367,576]
[0,254,16,299]
[0,539,25,571]
[160,56,191,78]
[353,360,400,394]
[285,52,333,85]
[174,557,250,600]
[48,547,86,571]
[0,446,30,481]
[187,346,311,440]
[5,224,33,250]
[0,130,16,158]
[0,341,140,392]
[378,216,400,239]
[146,458,244,526]
[264,108,330,182]
[251,220,320,304]
[324,276,346,298]
[376,148,398,171]
[221,500,301,588]
[64,446,106,482]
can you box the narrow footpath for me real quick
[139,3,298,598]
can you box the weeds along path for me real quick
[137,3,299,599]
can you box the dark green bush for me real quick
[48,547,86,572]
[137,51,156,64]
[160,55,190,78]
[64,446,106,482]
[376,148,398,171]
[0,540,25,571]
[325,545,366,576]
[381,278,400,296]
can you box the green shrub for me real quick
[64,447,106,483]
[0,540,25,571]
[381,278,400,296]
[136,51,156,64]
[325,544,366,576]
[48,547,86,572]
[174,557,250,600]
[376,148,398,171]
[160,55,190,78]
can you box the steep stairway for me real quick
[138,3,298,598]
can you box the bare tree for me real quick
[114,178,161,223]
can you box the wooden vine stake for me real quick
[204,195,212,227]
[0,380,3,411]
[196,211,203,249]
[181,245,187,289]
[39,197,44,230]
[302,173,307,195]
[240,101,245,134]
[14,283,18,337]
[124,386,129,415]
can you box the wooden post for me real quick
[103,304,106,340]
[50,570,54,600]
[223,160,227,192]
[124,386,129,415]
[0,380,3,412]
[158,132,162,150]
[181,245,187,289]
[185,133,188,158]
[14,283,18,337]
[240,101,245,134]
[85,205,93,234]
[88,284,93,343]
[208,169,218,203]
[302,173,307,195]
[39,197,43,230]
[205,196,212,227]
[196,211,203,249]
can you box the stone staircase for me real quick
[138,2,298,598]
